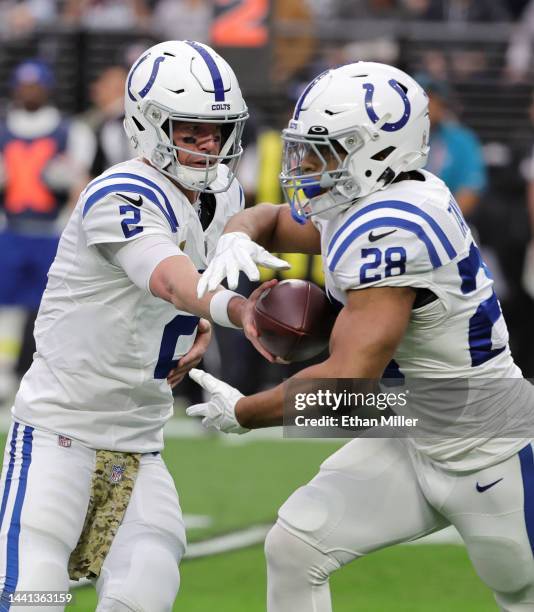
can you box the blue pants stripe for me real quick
[0,426,33,610]
[0,425,19,535]
[519,443,534,557]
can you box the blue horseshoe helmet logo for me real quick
[127,54,166,102]
[362,79,411,132]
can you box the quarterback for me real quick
[191,62,534,610]
[0,40,285,612]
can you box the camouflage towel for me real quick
[68,450,141,580]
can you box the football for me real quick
[254,279,338,362]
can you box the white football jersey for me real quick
[13,158,244,452]
[316,170,533,470]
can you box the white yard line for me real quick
[184,514,213,529]
[184,525,272,559]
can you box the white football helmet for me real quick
[124,40,248,193]
[280,62,430,223]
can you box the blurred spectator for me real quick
[308,0,401,20]
[82,65,135,176]
[342,37,400,64]
[402,0,510,21]
[151,0,211,44]
[272,0,316,84]
[521,216,534,296]
[62,0,150,31]
[0,60,95,399]
[506,0,534,82]
[506,0,531,19]
[418,73,487,218]
[521,94,534,298]
[0,0,57,39]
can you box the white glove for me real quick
[197,232,290,298]
[523,240,534,300]
[186,368,249,434]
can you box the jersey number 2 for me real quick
[119,204,143,238]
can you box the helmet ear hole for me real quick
[161,118,171,137]
[132,116,145,132]
[377,167,395,186]
[365,170,372,177]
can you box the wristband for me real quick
[209,289,243,329]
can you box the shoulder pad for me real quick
[326,198,467,290]
[81,171,179,246]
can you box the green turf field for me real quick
[63,435,497,611]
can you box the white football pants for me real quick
[0,421,186,612]
[266,438,534,612]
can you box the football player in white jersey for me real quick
[190,62,534,611]
[0,40,288,612]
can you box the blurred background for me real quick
[0,2,532,609]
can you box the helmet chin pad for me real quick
[151,148,219,191]
[308,189,353,220]
[173,162,219,190]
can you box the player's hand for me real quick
[186,368,249,434]
[240,280,289,364]
[197,232,290,298]
[167,319,212,388]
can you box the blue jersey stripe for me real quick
[327,200,457,261]
[83,184,178,233]
[1,426,33,607]
[83,183,177,232]
[468,292,506,367]
[519,444,534,558]
[329,217,442,272]
[457,242,480,294]
[85,172,178,231]
[186,41,225,102]
[0,424,19,535]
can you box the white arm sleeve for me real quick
[101,234,185,293]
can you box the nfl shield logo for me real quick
[58,436,71,448]
[110,464,125,483]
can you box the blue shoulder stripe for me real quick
[84,172,178,232]
[327,200,457,260]
[83,183,177,232]
[328,217,442,272]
